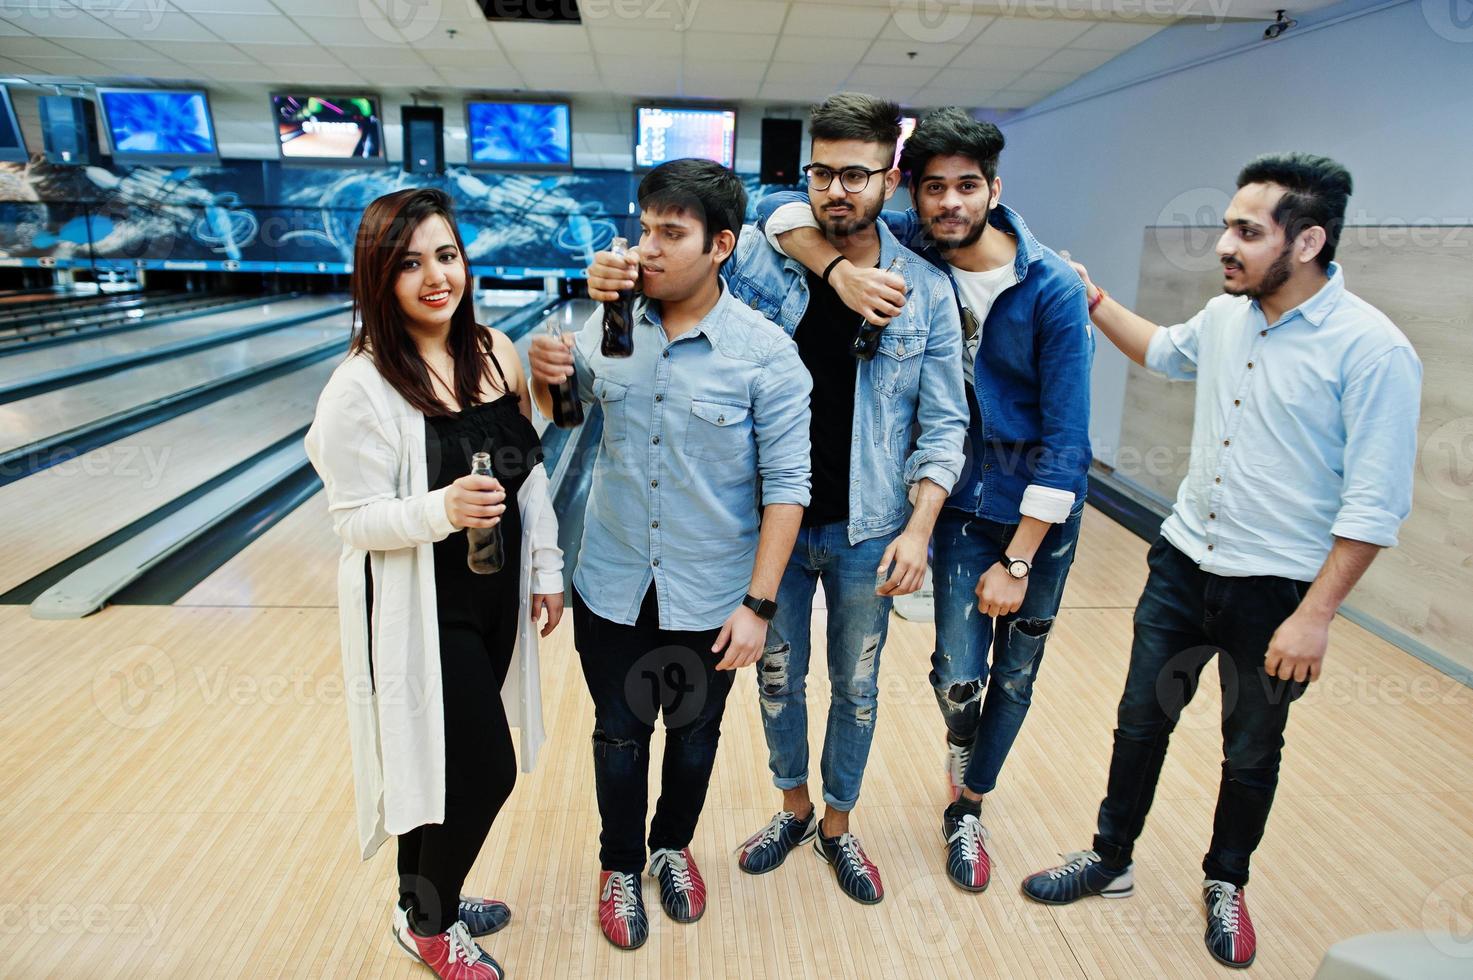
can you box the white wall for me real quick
[990,0,1473,465]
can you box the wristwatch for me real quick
[1003,557,1031,580]
[742,594,778,621]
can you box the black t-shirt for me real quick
[792,270,860,528]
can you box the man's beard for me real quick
[816,194,884,238]
[1224,244,1293,299]
[926,211,988,251]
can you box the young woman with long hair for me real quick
[305,187,564,980]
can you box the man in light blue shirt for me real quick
[1021,153,1421,971]
[529,160,811,951]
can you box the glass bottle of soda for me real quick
[545,317,584,428]
[851,255,907,361]
[601,236,636,358]
[466,452,504,575]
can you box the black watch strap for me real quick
[742,594,778,621]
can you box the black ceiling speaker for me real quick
[402,105,444,174]
[760,118,802,185]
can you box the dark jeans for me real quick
[1093,536,1309,887]
[572,584,736,874]
[930,504,1083,795]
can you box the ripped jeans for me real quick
[758,521,896,812]
[572,585,736,873]
[931,503,1083,795]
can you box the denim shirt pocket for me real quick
[871,329,925,397]
[593,377,629,444]
[685,398,753,463]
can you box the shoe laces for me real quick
[650,848,693,894]
[739,811,796,855]
[835,833,873,883]
[1048,850,1101,879]
[445,921,484,967]
[1206,881,1242,935]
[946,813,987,863]
[601,871,639,921]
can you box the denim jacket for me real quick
[758,195,1093,526]
[723,216,968,545]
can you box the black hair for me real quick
[808,92,902,156]
[636,157,747,261]
[899,106,1005,188]
[1235,152,1353,269]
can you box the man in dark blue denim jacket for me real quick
[759,107,1094,894]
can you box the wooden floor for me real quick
[2,507,1471,978]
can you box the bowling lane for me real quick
[0,294,344,389]
[0,312,353,456]
[0,356,340,596]
[180,299,598,607]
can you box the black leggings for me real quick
[397,621,518,935]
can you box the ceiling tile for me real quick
[927,66,1024,90]
[681,78,760,99]
[844,64,938,89]
[119,12,221,42]
[339,64,437,85]
[142,40,255,63]
[863,40,962,67]
[235,43,338,63]
[168,0,278,12]
[685,1,788,33]
[52,38,157,59]
[265,64,366,85]
[1005,68,1080,93]
[987,89,1042,109]
[0,5,123,39]
[286,14,411,46]
[764,62,851,88]
[783,4,893,38]
[682,31,778,61]
[758,82,827,103]
[1032,46,1117,74]
[949,43,1054,72]
[773,35,868,64]
[187,12,302,43]
[188,64,283,82]
[0,37,89,58]
[975,16,1094,48]
[325,45,430,67]
[1070,22,1166,50]
[590,27,675,54]
[682,59,769,84]
[492,22,591,53]
[879,9,993,45]
[410,20,497,48]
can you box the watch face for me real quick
[1008,559,1029,578]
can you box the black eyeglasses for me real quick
[802,164,889,193]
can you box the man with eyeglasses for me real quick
[588,92,967,905]
[758,107,1093,894]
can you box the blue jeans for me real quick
[1093,537,1309,888]
[757,522,896,812]
[930,504,1083,795]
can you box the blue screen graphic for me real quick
[467,102,571,167]
[635,107,735,169]
[101,90,216,157]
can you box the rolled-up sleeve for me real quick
[1331,345,1422,546]
[752,334,813,507]
[1145,307,1208,382]
[904,274,968,493]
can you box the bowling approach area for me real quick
[2,1,1472,978]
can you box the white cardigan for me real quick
[304,352,563,861]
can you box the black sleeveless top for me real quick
[424,360,543,636]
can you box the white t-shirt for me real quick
[949,262,1017,386]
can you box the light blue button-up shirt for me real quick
[570,282,812,631]
[1147,263,1422,581]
